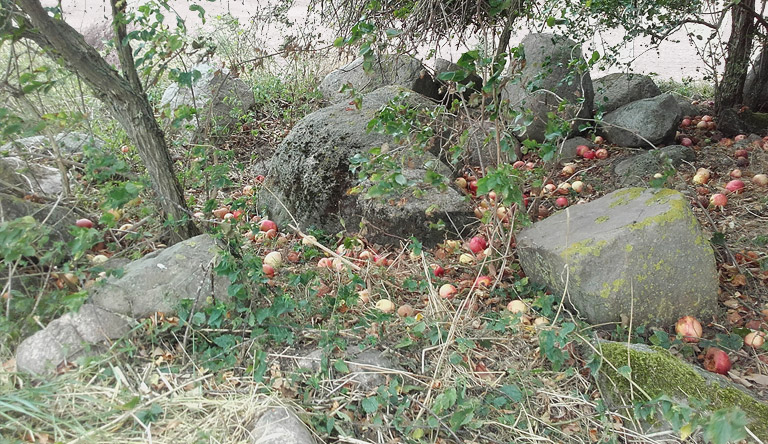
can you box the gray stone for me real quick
[434,58,483,99]
[557,136,593,163]
[516,188,717,327]
[614,145,696,187]
[88,234,228,318]
[592,73,661,114]
[0,192,79,244]
[0,156,62,195]
[672,95,708,120]
[263,86,471,247]
[501,33,594,143]
[160,64,254,141]
[251,407,315,444]
[1,132,104,156]
[318,54,441,104]
[15,304,132,375]
[601,93,681,148]
[293,347,400,392]
[717,109,768,137]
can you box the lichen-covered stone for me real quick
[1,132,104,156]
[262,86,472,246]
[251,407,315,444]
[592,73,661,114]
[516,188,717,327]
[0,156,62,196]
[597,341,768,440]
[501,33,594,143]
[601,94,681,148]
[318,54,441,104]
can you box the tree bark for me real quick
[15,0,199,243]
[716,0,756,114]
[744,43,768,111]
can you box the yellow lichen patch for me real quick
[609,188,645,208]
[599,278,627,299]
[599,342,768,440]
[561,239,608,259]
[595,215,610,224]
[628,197,689,232]
[645,188,678,206]
[624,244,633,252]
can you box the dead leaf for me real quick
[731,274,747,287]
[744,373,768,386]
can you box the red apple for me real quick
[575,145,589,156]
[262,264,275,278]
[555,196,569,208]
[680,137,692,147]
[582,149,596,160]
[260,219,277,232]
[439,284,457,299]
[75,218,94,228]
[594,136,605,144]
[703,348,731,375]
[725,179,745,194]
[710,193,727,207]
[468,236,487,254]
[595,148,609,159]
[431,264,445,277]
[474,275,492,287]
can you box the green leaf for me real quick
[704,408,747,444]
[361,396,379,414]
[499,384,522,402]
[333,359,349,373]
[449,407,475,430]
[617,365,632,378]
[189,4,205,23]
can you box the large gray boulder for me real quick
[0,156,62,195]
[517,188,717,327]
[592,73,661,114]
[251,407,315,444]
[160,64,254,141]
[15,304,132,375]
[614,145,696,187]
[717,108,768,137]
[263,86,472,247]
[601,93,681,148]
[1,132,104,156]
[501,33,594,143]
[88,234,228,318]
[318,54,441,104]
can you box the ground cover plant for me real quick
[0,1,767,443]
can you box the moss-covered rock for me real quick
[597,341,768,440]
[516,187,717,327]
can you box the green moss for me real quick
[609,188,645,208]
[561,239,607,260]
[600,342,768,439]
[595,215,610,224]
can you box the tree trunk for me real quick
[716,0,756,114]
[744,43,768,111]
[16,0,199,243]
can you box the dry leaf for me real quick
[731,274,747,287]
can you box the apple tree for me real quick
[1,0,200,243]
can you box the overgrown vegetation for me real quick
[0,0,767,443]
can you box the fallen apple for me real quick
[555,196,569,208]
[680,137,692,147]
[725,179,745,194]
[582,149,596,160]
[575,145,589,157]
[260,219,278,232]
[474,275,492,287]
[507,300,527,314]
[469,236,487,254]
[703,348,731,375]
[459,253,475,264]
[571,181,584,193]
[594,136,605,144]
[595,148,609,159]
[675,315,702,343]
[744,331,765,349]
[397,304,415,317]
[264,251,282,268]
[376,299,396,313]
[439,284,457,299]
[752,174,768,186]
[212,207,229,219]
[431,264,445,277]
[710,193,727,207]
[75,218,94,228]
[262,264,275,278]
